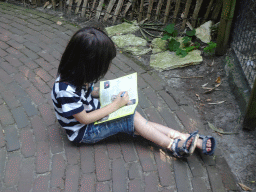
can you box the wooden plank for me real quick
[191,0,204,28]
[211,0,223,22]
[75,0,83,14]
[155,0,163,20]
[51,0,56,10]
[67,0,73,14]
[181,0,192,30]
[130,0,137,20]
[89,0,97,19]
[103,0,117,21]
[81,0,89,17]
[138,0,144,22]
[146,0,154,20]
[96,0,105,19]
[164,0,172,24]
[113,0,124,23]
[173,0,181,24]
[203,0,214,23]
[123,2,132,18]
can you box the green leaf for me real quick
[173,30,179,37]
[182,36,191,44]
[185,46,195,52]
[176,48,187,57]
[186,29,196,36]
[164,24,175,34]
[161,34,170,40]
[168,38,180,51]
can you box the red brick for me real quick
[106,136,122,159]
[0,48,8,57]
[5,55,22,67]
[65,165,80,192]
[2,90,20,109]
[36,141,50,173]
[38,103,55,126]
[137,75,147,89]
[144,108,163,125]
[18,158,34,192]
[48,124,63,154]
[50,154,65,188]
[20,129,36,157]
[134,139,156,172]
[26,86,45,105]
[94,144,111,181]
[112,158,127,192]
[0,126,5,148]
[35,68,52,82]
[4,125,20,152]
[31,115,48,141]
[176,110,196,132]
[0,41,9,49]
[0,68,13,84]
[128,179,142,192]
[33,175,50,192]
[49,68,58,77]
[35,58,53,71]
[144,172,158,192]
[141,72,164,91]
[96,183,110,192]
[118,134,138,162]
[143,86,164,109]
[0,148,7,180]
[80,145,95,173]
[38,51,56,63]
[49,189,61,192]
[79,173,96,192]
[20,57,39,69]
[6,47,24,58]
[33,76,51,94]
[0,62,18,74]
[0,104,15,125]
[64,139,80,165]
[159,90,179,111]
[14,73,32,88]
[128,162,142,179]
[4,152,22,187]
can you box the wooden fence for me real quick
[51,0,223,28]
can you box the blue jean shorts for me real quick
[80,113,135,144]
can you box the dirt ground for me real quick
[135,51,256,190]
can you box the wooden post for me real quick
[191,0,203,28]
[155,0,163,20]
[103,0,117,21]
[163,0,172,24]
[130,0,137,20]
[146,0,154,20]
[81,0,89,17]
[112,0,124,23]
[215,0,236,55]
[203,0,214,24]
[181,0,192,30]
[95,0,105,19]
[138,0,144,22]
[243,77,256,130]
[173,0,181,24]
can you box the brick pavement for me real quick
[0,2,240,192]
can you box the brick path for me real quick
[0,2,240,192]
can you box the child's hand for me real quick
[91,87,99,98]
[114,91,129,108]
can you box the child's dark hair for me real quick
[57,27,116,89]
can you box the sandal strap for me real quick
[199,135,216,155]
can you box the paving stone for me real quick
[31,115,48,142]
[35,58,53,71]
[0,104,14,125]
[4,152,22,187]
[19,96,38,116]
[0,34,10,42]
[118,134,138,162]
[33,175,50,192]
[112,57,132,73]
[6,47,24,58]
[12,34,26,43]
[35,68,52,82]
[18,158,34,192]
[4,125,20,152]
[0,62,18,74]
[0,125,5,148]
[20,129,36,157]
[48,124,64,154]
[141,72,164,91]
[0,41,9,49]
[26,86,45,105]
[187,153,206,177]
[165,86,189,105]
[207,165,226,192]
[112,158,127,192]
[144,172,158,192]
[20,56,39,69]
[0,148,6,179]
[191,177,210,192]
[128,162,143,179]
[106,136,122,159]
[138,89,151,109]
[79,173,96,192]
[2,90,20,109]
[38,51,56,63]
[23,41,42,52]
[138,75,148,89]
[96,183,110,192]
[9,81,28,98]
[4,55,22,67]
[134,138,157,172]
[11,107,29,128]
[173,159,193,192]
[128,179,143,192]
[159,90,179,111]
[14,73,32,89]
[6,39,24,49]
[80,145,95,173]
[38,103,55,126]
[0,68,13,84]
[144,108,163,125]
[153,148,175,187]
[36,141,50,173]
[176,110,197,133]
[143,86,164,108]
[50,154,65,189]
[64,138,80,165]
[65,165,80,192]
[0,48,8,57]
[94,144,111,181]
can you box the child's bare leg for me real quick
[133,112,193,151]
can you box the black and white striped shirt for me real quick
[51,76,100,142]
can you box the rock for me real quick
[195,21,212,43]
[152,38,167,54]
[124,46,151,55]
[105,21,140,37]
[150,50,203,71]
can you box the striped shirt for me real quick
[51,76,100,142]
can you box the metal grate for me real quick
[231,0,256,89]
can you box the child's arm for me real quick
[73,91,129,124]
[91,87,99,98]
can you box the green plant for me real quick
[162,24,197,57]
[203,42,217,54]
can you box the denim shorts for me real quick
[80,113,135,144]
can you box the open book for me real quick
[95,72,138,124]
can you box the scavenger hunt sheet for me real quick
[95,72,138,124]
